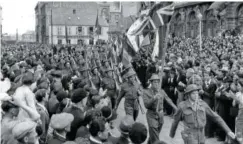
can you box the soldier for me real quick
[78,67,90,89]
[170,84,235,144]
[115,69,142,121]
[91,65,102,89]
[101,68,117,109]
[143,74,177,144]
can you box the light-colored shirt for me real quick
[235,92,243,109]
[13,85,38,120]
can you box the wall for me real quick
[122,2,141,17]
[171,2,243,38]
[50,25,108,45]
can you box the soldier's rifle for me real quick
[110,58,121,91]
[85,50,97,90]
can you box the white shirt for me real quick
[235,92,243,109]
[13,85,38,120]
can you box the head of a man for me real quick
[12,121,39,144]
[185,84,200,102]
[149,74,160,91]
[1,101,19,117]
[50,113,74,134]
[89,118,109,141]
[129,122,147,144]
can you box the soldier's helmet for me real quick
[149,74,160,81]
[124,69,136,78]
[184,84,200,95]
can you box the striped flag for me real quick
[95,10,101,35]
[156,3,174,25]
[207,2,230,21]
[151,29,159,61]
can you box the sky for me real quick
[0,0,38,35]
[0,0,236,35]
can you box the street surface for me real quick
[113,97,224,144]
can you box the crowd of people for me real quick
[0,31,242,144]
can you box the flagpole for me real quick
[199,19,202,51]
[157,22,171,112]
[51,9,53,46]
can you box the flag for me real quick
[156,3,174,25]
[117,36,133,66]
[65,24,68,44]
[140,34,151,47]
[194,6,202,20]
[95,10,101,35]
[151,29,159,61]
[207,2,230,21]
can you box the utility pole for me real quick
[16,29,18,42]
[51,9,53,46]
[0,6,2,70]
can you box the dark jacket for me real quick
[47,131,66,144]
[63,104,85,141]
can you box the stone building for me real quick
[21,31,36,42]
[170,2,243,38]
[35,2,109,45]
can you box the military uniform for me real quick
[170,99,232,144]
[116,70,141,121]
[143,88,177,144]
[101,69,117,109]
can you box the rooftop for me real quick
[174,2,212,9]
[36,2,108,26]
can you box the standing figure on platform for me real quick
[170,84,235,144]
[143,74,177,144]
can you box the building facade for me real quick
[35,2,109,45]
[171,2,243,38]
[21,31,36,42]
[0,6,2,45]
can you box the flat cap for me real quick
[119,115,134,134]
[51,70,62,78]
[12,120,37,140]
[50,113,74,130]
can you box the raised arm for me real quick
[163,90,177,111]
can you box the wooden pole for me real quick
[157,22,171,112]
[199,20,202,51]
[0,8,2,70]
[51,9,53,46]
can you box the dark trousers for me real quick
[110,97,116,109]
[133,109,139,121]
[146,111,164,144]
[203,97,215,137]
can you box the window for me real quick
[73,9,76,14]
[68,27,71,35]
[67,39,71,44]
[58,27,62,35]
[100,27,102,35]
[78,26,82,34]
[115,14,119,20]
[89,27,93,34]
[89,39,94,45]
[78,39,83,45]
[58,39,62,44]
